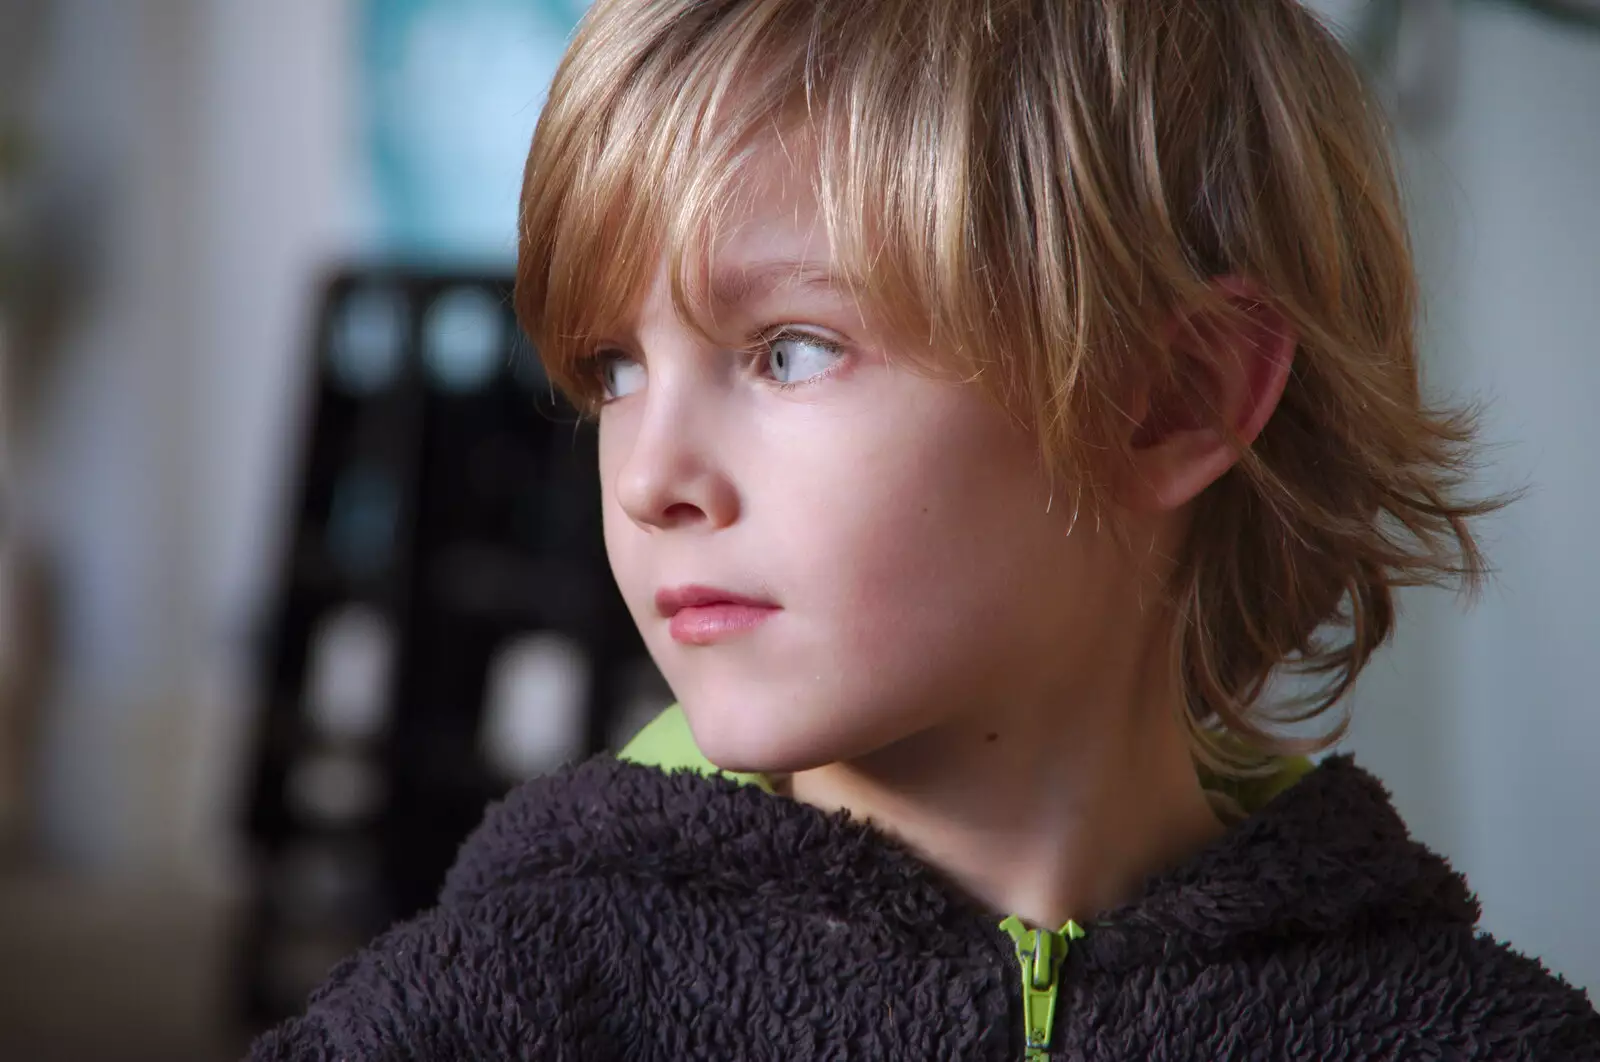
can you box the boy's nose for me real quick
[613,399,740,533]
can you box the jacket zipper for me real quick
[999,915,1085,1061]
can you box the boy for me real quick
[248,0,1600,1058]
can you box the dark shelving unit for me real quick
[234,268,666,1030]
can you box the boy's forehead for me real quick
[720,138,830,265]
[633,139,840,316]
[705,259,845,307]
[631,251,850,334]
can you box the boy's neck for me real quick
[775,665,1227,929]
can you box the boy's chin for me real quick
[680,696,856,777]
[679,690,917,777]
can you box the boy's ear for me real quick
[1118,276,1295,513]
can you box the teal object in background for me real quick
[360,0,589,260]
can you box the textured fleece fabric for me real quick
[245,746,1600,1060]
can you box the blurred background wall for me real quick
[0,0,1596,1058]
[12,0,351,883]
[2,3,359,1057]
[1329,0,1600,1009]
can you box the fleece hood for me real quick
[441,706,1480,967]
[254,707,1599,1061]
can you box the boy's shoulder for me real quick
[1438,931,1600,1057]
[244,881,608,1061]
[1255,913,1600,1059]
[244,743,744,1061]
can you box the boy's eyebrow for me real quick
[707,259,846,307]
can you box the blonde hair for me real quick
[515,0,1503,773]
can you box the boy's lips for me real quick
[655,585,780,645]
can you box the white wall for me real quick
[20,0,353,883]
[1330,0,1600,996]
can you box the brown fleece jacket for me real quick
[246,753,1600,1060]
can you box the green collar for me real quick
[617,704,1313,814]
[618,703,777,792]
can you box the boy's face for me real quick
[598,143,1149,774]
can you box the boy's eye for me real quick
[599,353,646,401]
[764,330,844,385]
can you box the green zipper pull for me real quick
[999,915,1085,1060]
